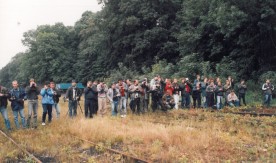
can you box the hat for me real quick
[72,80,77,83]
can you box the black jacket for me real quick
[66,86,82,101]
[25,85,40,100]
[0,86,10,107]
[52,88,61,103]
[84,86,98,100]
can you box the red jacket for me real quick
[165,83,174,95]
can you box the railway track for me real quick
[73,136,151,163]
[0,129,42,163]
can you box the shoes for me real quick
[42,122,46,126]
[121,115,126,118]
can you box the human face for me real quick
[50,83,55,89]
[72,82,77,87]
[12,81,18,89]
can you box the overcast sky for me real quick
[0,0,102,68]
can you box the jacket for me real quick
[238,84,247,94]
[116,82,128,98]
[215,85,224,96]
[66,86,82,101]
[52,88,61,103]
[40,88,54,105]
[84,86,98,100]
[262,83,274,95]
[9,87,26,111]
[0,86,10,107]
[25,85,40,100]
[107,88,121,102]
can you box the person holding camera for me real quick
[215,81,224,109]
[237,79,247,106]
[223,80,231,107]
[0,83,11,131]
[116,79,128,117]
[84,81,96,118]
[25,78,40,128]
[129,80,143,114]
[107,82,121,116]
[66,80,82,118]
[9,80,26,129]
[140,78,150,113]
[227,90,240,107]
[262,79,274,107]
[97,81,108,117]
[150,81,163,112]
[179,78,192,109]
[50,82,61,119]
[172,78,180,109]
[162,90,175,111]
[206,80,216,108]
[40,81,54,125]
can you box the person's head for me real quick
[30,78,35,83]
[216,77,220,83]
[134,80,139,85]
[266,79,270,84]
[50,82,55,89]
[217,81,221,86]
[118,79,123,85]
[93,80,98,85]
[196,74,200,80]
[230,90,235,95]
[241,79,245,84]
[111,83,116,89]
[72,80,77,87]
[210,81,214,86]
[12,80,18,89]
[173,78,178,83]
[226,80,230,85]
[87,81,92,87]
[228,76,232,80]
[204,77,208,83]
[166,90,170,95]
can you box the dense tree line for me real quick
[0,0,275,87]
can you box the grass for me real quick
[0,97,275,162]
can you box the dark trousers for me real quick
[238,93,246,106]
[132,98,141,114]
[152,96,162,111]
[85,99,93,118]
[69,100,78,117]
[92,99,98,115]
[192,94,201,108]
[181,93,190,108]
[42,104,52,123]
[207,92,215,107]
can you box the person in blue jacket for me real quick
[40,81,54,126]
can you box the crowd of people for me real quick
[0,75,274,131]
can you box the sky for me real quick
[0,0,102,69]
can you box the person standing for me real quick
[0,84,11,130]
[9,80,26,129]
[97,82,108,117]
[50,82,61,119]
[117,79,128,117]
[237,80,247,106]
[223,80,231,106]
[262,79,274,107]
[179,78,192,109]
[40,81,54,125]
[107,83,121,116]
[129,80,143,114]
[66,80,82,118]
[215,81,224,109]
[140,78,150,113]
[91,81,98,115]
[172,78,180,109]
[206,81,216,108]
[25,78,40,128]
[84,81,94,118]
[201,78,208,108]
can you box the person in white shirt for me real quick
[227,90,239,107]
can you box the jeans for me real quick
[202,96,207,108]
[151,96,162,112]
[228,100,240,107]
[27,100,38,128]
[13,109,26,129]
[132,97,141,114]
[52,103,60,118]
[238,93,246,106]
[207,92,215,107]
[217,96,223,109]
[264,94,272,107]
[173,94,179,109]
[42,104,52,123]
[85,99,93,118]
[111,100,119,116]
[0,106,11,130]
[69,100,78,117]
[119,96,127,115]
[181,93,190,108]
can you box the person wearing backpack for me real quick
[0,84,11,131]
[9,80,26,129]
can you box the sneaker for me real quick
[42,122,46,126]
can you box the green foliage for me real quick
[259,71,276,85]
[0,0,275,86]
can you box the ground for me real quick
[0,99,275,162]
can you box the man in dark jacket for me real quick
[84,81,95,118]
[66,80,82,117]
[179,78,192,109]
[0,84,11,130]
[25,78,40,128]
[237,80,247,106]
[50,82,61,119]
[9,80,26,129]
